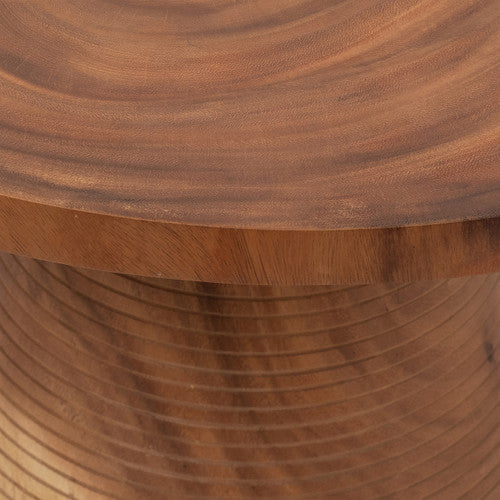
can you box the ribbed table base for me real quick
[0,252,498,499]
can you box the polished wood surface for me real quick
[0,1,498,498]
[0,0,498,283]
[0,252,498,499]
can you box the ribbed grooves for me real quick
[0,252,498,499]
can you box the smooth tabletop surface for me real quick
[0,0,498,284]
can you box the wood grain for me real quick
[1,2,499,498]
[0,0,498,283]
[0,251,498,499]
[0,194,498,285]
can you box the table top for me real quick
[0,0,498,284]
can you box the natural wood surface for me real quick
[1,2,499,498]
[0,251,498,499]
[0,0,498,283]
[0,195,498,285]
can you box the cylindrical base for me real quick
[0,252,498,499]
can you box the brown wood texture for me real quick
[0,251,498,499]
[0,0,499,283]
[0,2,499,498]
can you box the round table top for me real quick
[0,0,498,284]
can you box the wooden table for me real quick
[0,1,498,498]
